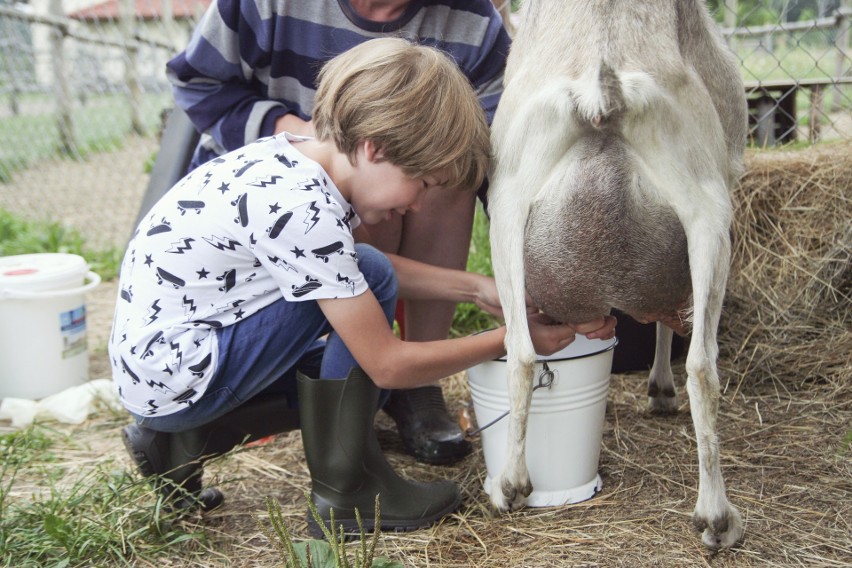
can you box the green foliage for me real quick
[0,208,121,280]
[841,430,852,456]
[258,494,403,568]
[0,92,171,182]
[451,203,500,337]
[0,425,207,566]
[144,150,159,174]
[0,425,56,468]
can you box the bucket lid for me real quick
[0,253,89,293]
[493,334,618,362]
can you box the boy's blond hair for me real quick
[313,38,490,192]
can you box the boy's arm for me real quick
[318,292,578,390]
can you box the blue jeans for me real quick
[134,244,398,433]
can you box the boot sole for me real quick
[122,424,224,512]
[122,424,160,477]
[305,492,462,539]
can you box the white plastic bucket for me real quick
[468,334,617,507]
[0,253,101,400]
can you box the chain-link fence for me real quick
[0,0,850,248]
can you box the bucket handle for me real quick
[465,362,557,438]
[0,271,102,299]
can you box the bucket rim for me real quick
[0,253,90,294]
[475,330,619,363]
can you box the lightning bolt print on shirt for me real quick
[109,133,367,417]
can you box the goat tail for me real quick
[574,63,662,130]
[569,63,625,129]
[593,63,625,128]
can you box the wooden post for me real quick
[809,85,824,144]
[120,0,144,135]
[834,4,850,112]
[161,0,181,51]
[724,0,738,50]
[10,85,19,116]
[755,96,776,147]
[48,0,75,155]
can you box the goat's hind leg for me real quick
[488,202,536,512]
[487,76,587,512]
[648,323,678,414]
[683,217,743,549]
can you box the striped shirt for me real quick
[167,0,511,170]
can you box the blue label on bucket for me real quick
[60,306,87,358]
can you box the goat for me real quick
[487,0,748,549]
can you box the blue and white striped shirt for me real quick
[167,0,511,170]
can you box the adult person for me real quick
[165,0,512,466]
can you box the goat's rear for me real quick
[487,0,747,549]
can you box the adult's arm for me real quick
[166,0,293,153]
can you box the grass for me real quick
[0,92,171,183]
[0,425,209,567]
[451,203,500,338]
[0,423,402,567]
[0,207,122,280]
[259,495,404,567]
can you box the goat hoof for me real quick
[490,473,531,512]
[693,504,744,549]
[648,394,678,414]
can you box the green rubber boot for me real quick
[297,369,461,536]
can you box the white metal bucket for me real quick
[0,253,101,400]
[468,335,617,507]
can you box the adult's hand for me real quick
[275,114,315,137]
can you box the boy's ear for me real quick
[362,139,383,163]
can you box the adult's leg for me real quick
[359,188,476,464]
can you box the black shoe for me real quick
[382,386,472,465]
[122,424,224,512]
[120,393,298,512]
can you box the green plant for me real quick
[0,92,171,182]
[258,494,403,568]
[841,430,852,456]
[0,207,122,280]
[0,425,208,566]
[451,203,500,337]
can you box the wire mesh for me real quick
[0,0,849,249]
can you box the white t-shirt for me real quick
[110,133,368,417]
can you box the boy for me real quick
[112,38,615,534]
[168,0,512,465]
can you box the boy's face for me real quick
[349,141,447,225]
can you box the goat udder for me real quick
[632,310,691,336]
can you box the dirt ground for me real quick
[32,277,849,567]
[1,138,850,566]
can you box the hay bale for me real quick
[720,141,851,388]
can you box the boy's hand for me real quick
[526,312,577,356]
